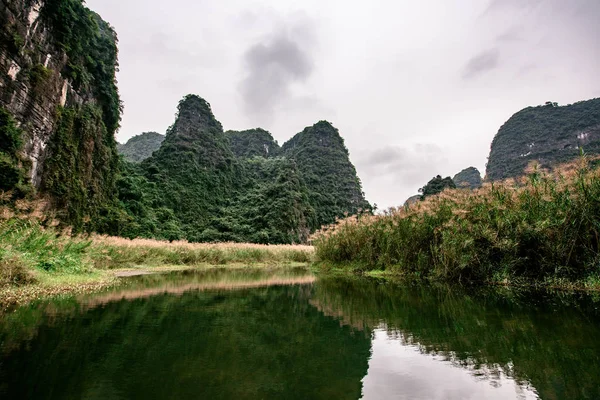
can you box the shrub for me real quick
[313,158,600,285]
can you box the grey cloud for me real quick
[484,0,543,13]
[496,26,523,42]
[239,24,314,120]
[462,49,500,80]
[357,144,448,191]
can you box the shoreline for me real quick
[316,264,600,293]
[0,262,312,312]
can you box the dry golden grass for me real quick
[91,234,314,252]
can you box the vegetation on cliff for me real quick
[486,98,600,180]
[281,121,371,227]
[314,158,600,287]
[118,132,165,163]
[0,108,28,195]
[226,128,280,158]
[419,175,456,200]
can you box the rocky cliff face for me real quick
[0,0,121,232]
[486,99,600,181]
[1,0,72,187]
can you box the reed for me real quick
[313,158,600,286]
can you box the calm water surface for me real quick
[1,268,599,399]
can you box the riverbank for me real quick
[313,159,600,288]
[0,218,314,310]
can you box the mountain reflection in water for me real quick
[1,269,599,399]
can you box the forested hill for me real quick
[117,95,370,243]
[118,132,164,163]
[486,99,600,180]
[0,1,369,243]
[281,121,371,227]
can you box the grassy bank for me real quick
[313,158,600,288]
[0,217,314,309]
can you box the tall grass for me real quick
[313,158,600,285]
[0,219,93,287]
[0,215,314,291]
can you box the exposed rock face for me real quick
[453,167,482,189]
[226,128,280,159]
[0,0,121,232]
[0,0,74,186]
[118,132,165,163]
[281,121,371,227]
[486,99,600,181]
[403,195,421,207]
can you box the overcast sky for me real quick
[87,0,600,209]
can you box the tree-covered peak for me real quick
[168,94,223,139]
[282,120,348,155]
[281,121,371,228]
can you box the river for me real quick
[1,268,599,399]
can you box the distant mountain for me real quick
[419,175,456,199]
[453,167,482,189]
[226,129,280,158]
[281,121,372,227]
[486,99,600,180]
[118,132,165,163]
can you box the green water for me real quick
[1,269,600,399]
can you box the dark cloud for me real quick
[462,49,500,80]
[239,24,315,120]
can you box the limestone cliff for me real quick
[486,99,600,181]
[0,0,121,232]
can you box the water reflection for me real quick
[314,276,600,400]
[0,270,599,399]
[362,328,538,399]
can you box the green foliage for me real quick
[113,95,321,244]
[0,108,22,155]
[27,64,52,87]
[42,105,121,233]
[487,98,600,180]
[41,0,122,134]
[117,132,165,163]
[0,153,22,190]
[115,99,369,243]
[226,128,280,158]
[452,167,482,189]
[314,160,600,285]
[419,175,456,199]
[281,121,372,228]
[0,219,92,286]
[0,108,27,192]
